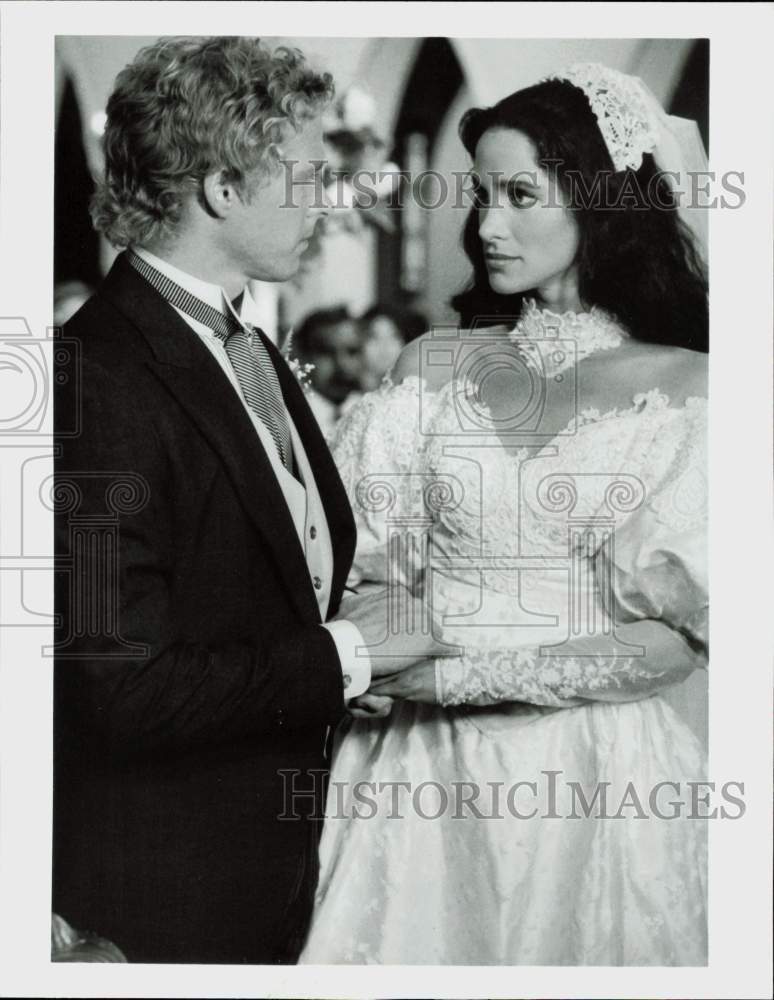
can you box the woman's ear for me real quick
[202,170,238,219]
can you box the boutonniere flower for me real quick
[287,356,315,393]
[282,331,315,393]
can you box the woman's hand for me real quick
[368,659,438,704]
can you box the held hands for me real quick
[337,583,455,678]
[368,659,439,702]
[337,582,454,718]
[347,661,440,718]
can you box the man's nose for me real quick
[311,182,332,217]
[339,351,361,373]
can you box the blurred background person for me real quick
[290,306,364,439]
[359,303,428,390]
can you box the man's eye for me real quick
[506,182,538,208]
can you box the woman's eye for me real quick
[506,183,538,208]
[471,182,489,209]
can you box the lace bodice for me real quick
[507,297,627,376]
[332,333,707,709]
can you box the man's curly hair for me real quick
[91,36,334,248]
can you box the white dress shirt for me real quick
[133,247,370,699]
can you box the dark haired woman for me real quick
[301,64,708,965]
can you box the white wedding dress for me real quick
[300,303,708,965]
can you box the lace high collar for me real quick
[507,298,627,376]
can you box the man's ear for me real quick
[202,170,239,219]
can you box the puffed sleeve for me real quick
[596,398,708,653]
[330,376,429,590]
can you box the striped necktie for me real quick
[127,250,293,471]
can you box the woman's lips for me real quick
[486,253,520,267]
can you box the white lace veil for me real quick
[558,63,709,265]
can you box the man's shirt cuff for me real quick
[321,619,371,699]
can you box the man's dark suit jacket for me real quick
[53,253,355,964]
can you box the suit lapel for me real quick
[100,254,323,622]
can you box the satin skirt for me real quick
[300,696,707,965]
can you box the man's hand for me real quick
[368,660,438,703]
[336,584,456,677]
[348,692,394,719]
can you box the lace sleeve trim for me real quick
[435,646,679,708]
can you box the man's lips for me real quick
[485,252,519,261]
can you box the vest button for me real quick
[309,525,317,540]
[313,576,322,590]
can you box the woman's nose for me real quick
[478,204,507,244]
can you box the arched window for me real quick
[377,38,464,309]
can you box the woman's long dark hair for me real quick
[451,78,708,352]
